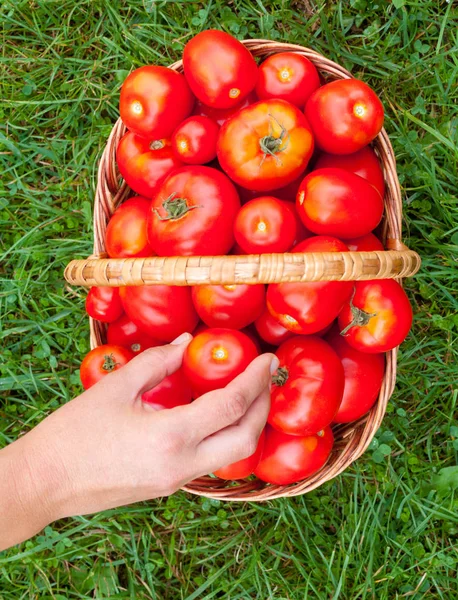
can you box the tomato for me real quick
[254,310,294,346]
[117,132,183,198]
[296,168,384,239]
[183,30,258,109]
[192,283,265,330]
[338,280,413,353]
[85,287,124,323]
[217,99,314,191]
[314,146,385,198]
[120,285,198,343]
[254,425,334,485]
[172,116,219,165]
[194,322,262,353]
[141,368,192,410]
[214,430,265,480]
[266,236,353,335]
[234,196,299,254]
[237,174,306,204]
[256,52,320,108]
[305,79,384,154]
[345,233,384,252]
[80,345,134,390]
[183,328,259,397]
[119,66,194,140]
[107,314,161,354]
[193,91,257,127]
[148,166,240,256]
[269,336,343,435]
[325,326,385,423]
[105,196,154,258]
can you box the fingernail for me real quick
[270,356,280,374]
[171,332,192,345]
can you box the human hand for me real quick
[3,333,277,548]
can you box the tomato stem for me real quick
[153,193,202,221]
[272,366,289,386]
[102,354,120,372]
[259,113,290,167]
[340,287,377,336]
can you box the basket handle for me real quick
[64,248,421,287]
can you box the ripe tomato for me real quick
[85,287,124,323]
[80,344,134,390]
[214,430,265,480]
[345,233,384,252]
[234,196,299,254]
[119,66,194,140]
[254,425,334,485]
[193,91,257,127]
[325,326,385,423]
[183,328,259,397]
[314,146,385,198]
[269,336,344,436]
[256,52,320,108]
[120,285,198,343]
[296,168,384,239]
[254,310,294,346]
[217,99,314,192]
[172,116,219,165]
[183,30,258,109]
[305,79,384,154]
[266,236,353,335]
[141,368,192,410]
[148,166,240,256]
[117,132,183,198]
[338,280,413,353]
[192,283,265,330]
[107,314,161,354]
[106,196,154,258]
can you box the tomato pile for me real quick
[80,30,413,486]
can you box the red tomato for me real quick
[254,425,334,485]
[107,314,161,354]
[214,430,265,480]
[183,328,259,397]
[254,310,294,346]
[119,66,194,140]
[217,99,314,191]
[234,196,299,254]
[305,79,384,154]
[338,280,413,353]
[192,322,262,354]
[345,233,384,252]
[141,368,192,410]
[236,173,305,204]
[80,344,134,390]
[296,168,384,239]
[106,196,154,258]
[192,284,265,330]
[148,166,240,256]
[266,236,353,335]
[120,285,198,343]
[256,52,320,108]
[183,30,258,109]
[314,146,385,198]
[325,326,385,423]
[116,132,183,198]
[172,116,219,165]
[85,287,124,323]
[269,336,343,436]
[193,91,257,127]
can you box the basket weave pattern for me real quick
[65,40,420,501]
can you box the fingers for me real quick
[101,332,193,398]
[195,386,271,475]
[180,353,278,442]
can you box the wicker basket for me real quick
[64,40,420,501]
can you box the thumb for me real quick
[106,332,193,398]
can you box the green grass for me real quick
[1,0,457,597]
